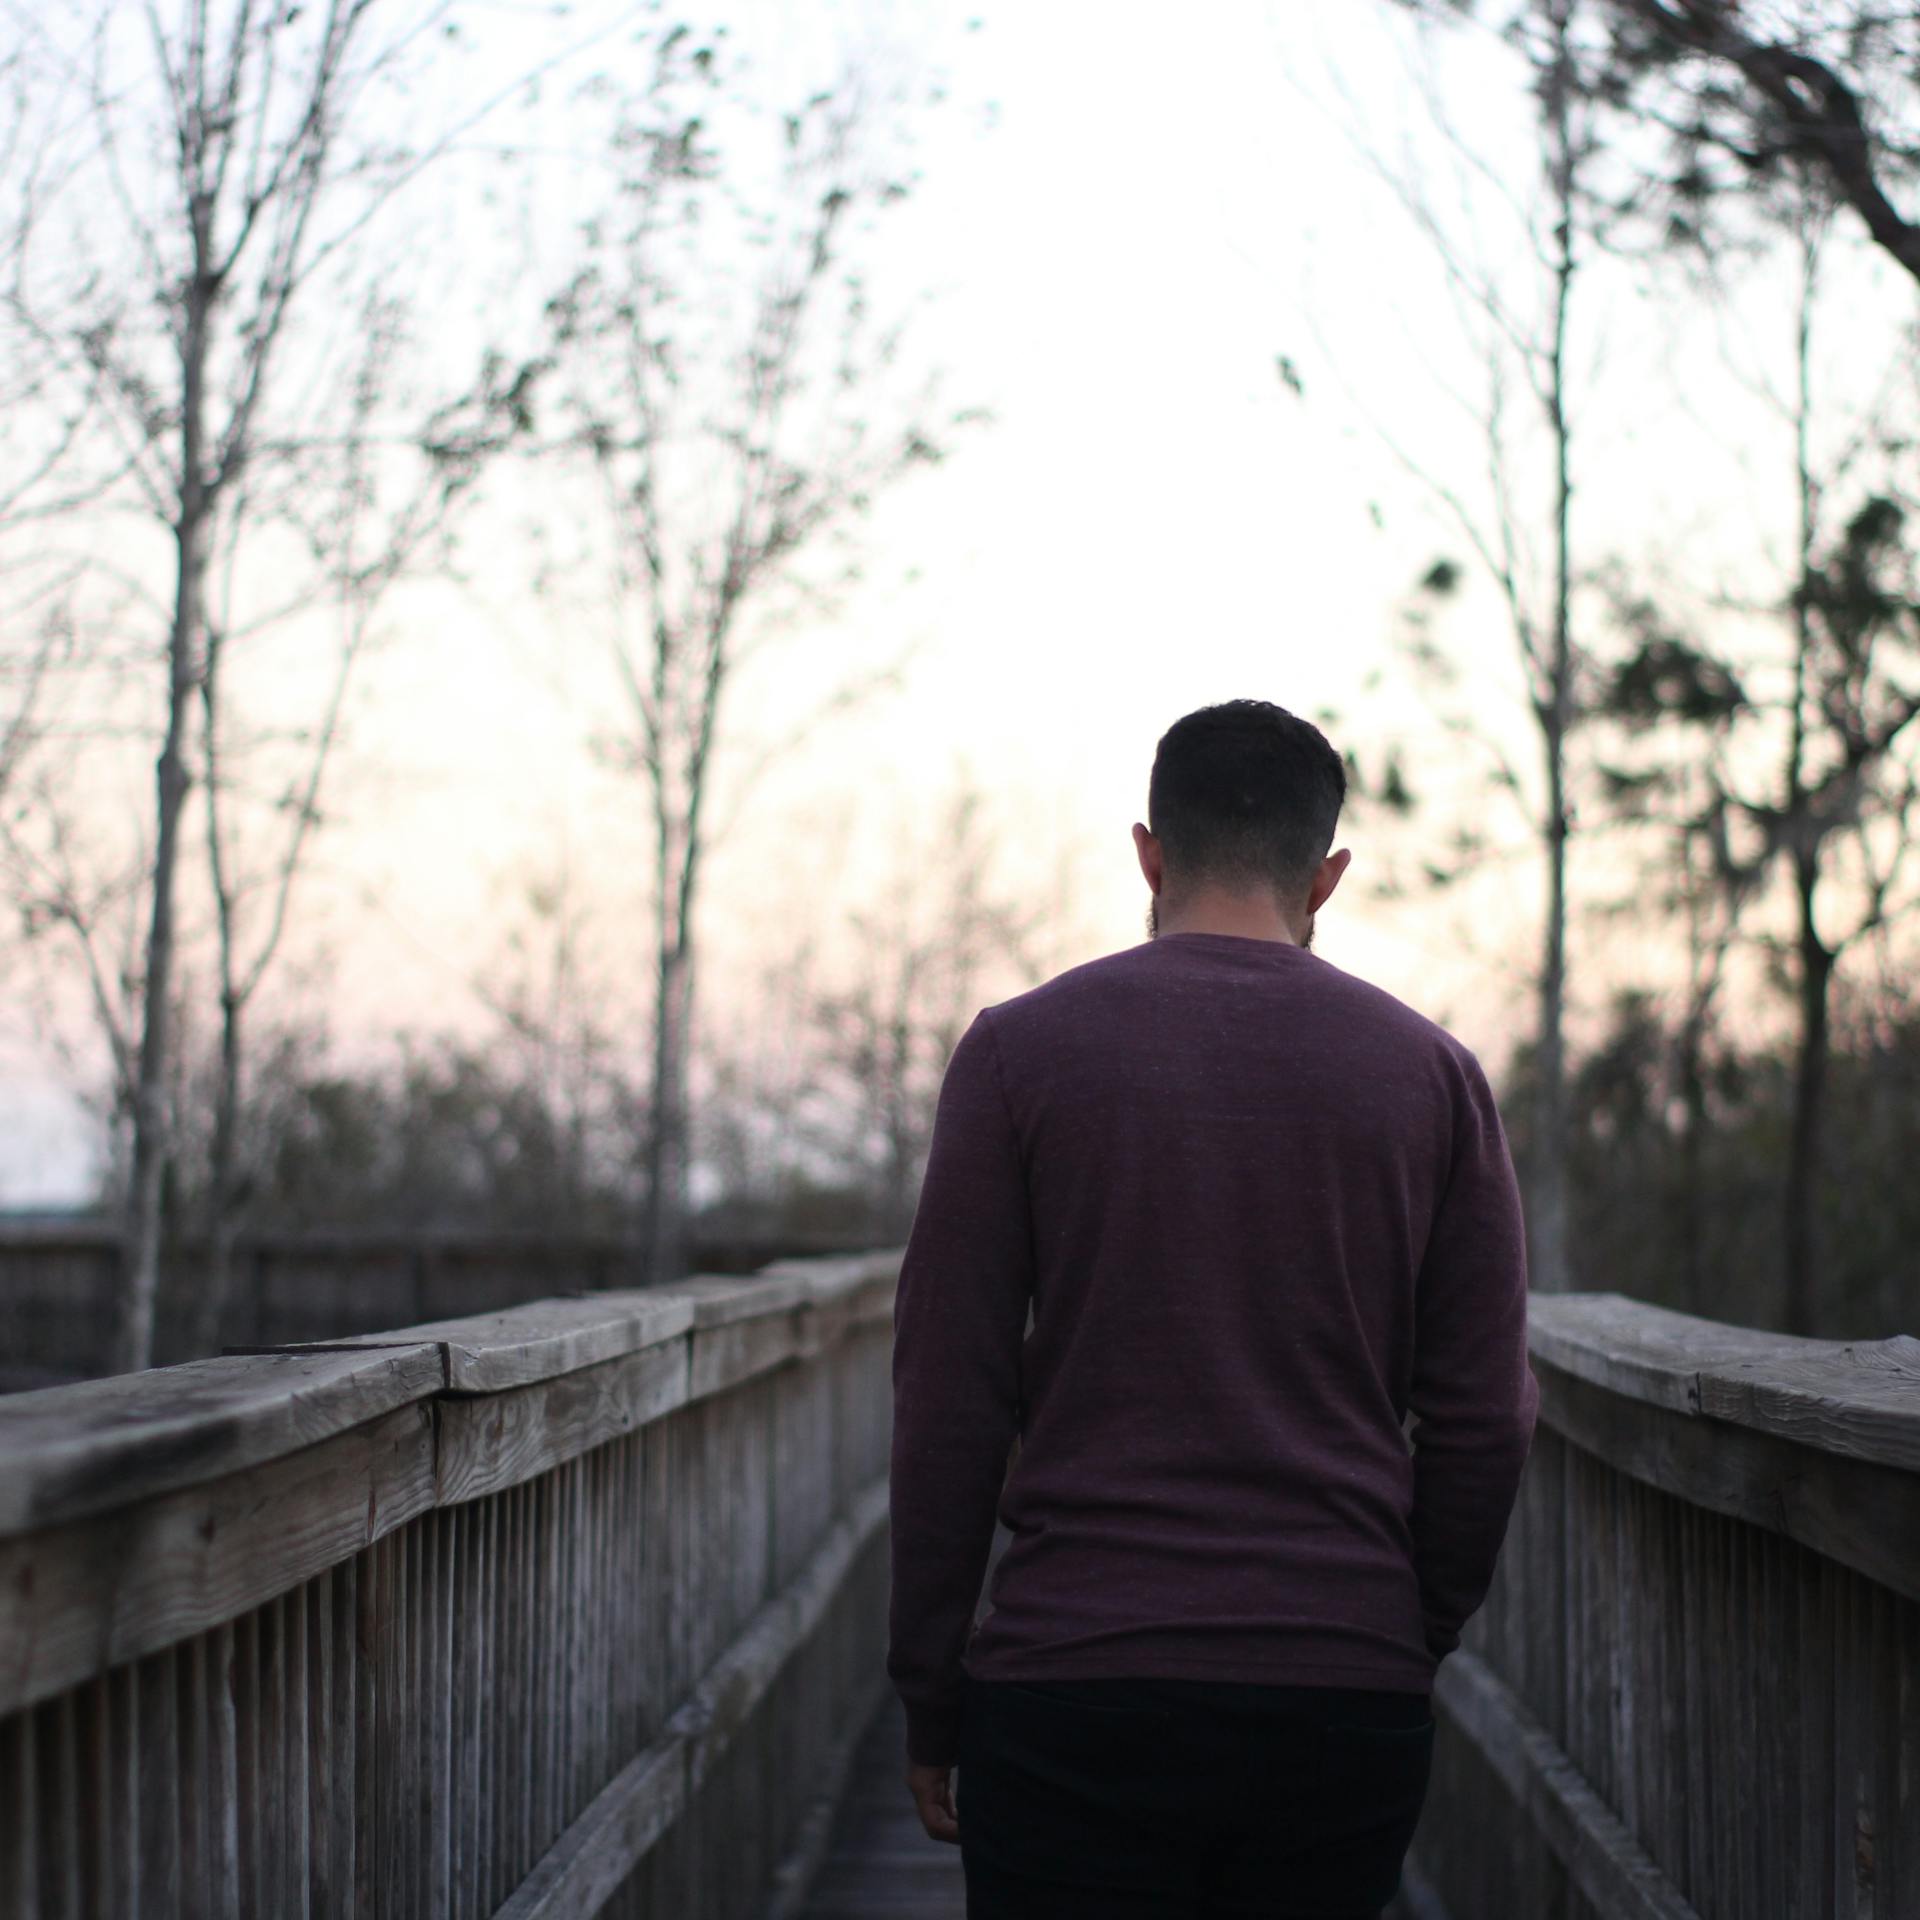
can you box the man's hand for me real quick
[906,1759,960,1845]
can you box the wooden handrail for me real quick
[0,1250,904,1920]
[1406,1291,1920,1920]
[1528,1292,1920,1468]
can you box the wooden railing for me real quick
[0,1251,900,1920]
[1402,1294,1920,1920]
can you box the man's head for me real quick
[1133,700,1350,946]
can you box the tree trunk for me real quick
[1780,227,1825,1337]
[645,936,693,1285]
[115,273,212,1376]
[1533,737,1572,1293]
[1783,856,1832,1335]
[1675,1002,1708,1313]
[189,986,244,1357]
[1530,0,1578,1296]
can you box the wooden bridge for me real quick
[0,1251,1913,1918]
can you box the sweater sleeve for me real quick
[1407,1046,1540,1664]
[887,1008,1035,1767]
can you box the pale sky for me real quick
[3,0,1915,1202]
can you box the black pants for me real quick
[954,1676,1434,1919]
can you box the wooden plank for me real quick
[249,1292,695,1395]
[759,1254,900,1316]
[0,1253,901,1916]
[0,1403,437,1718]
[1692,1337,1920,1475]
[426,1509,453,1918]
[1528,1294,1844,1413]
[673,1273,815,1329]
[689,1313,806,1403]
[0,1345,443,1537]
[1534,1362,1920,1604]
[435,1340,691,1508]
[136,1647,180,1915]
[764,1670,894,1920]
[790,1693,963,1920]
[1529,1295,1920,1473]
[493,1734,689,1920]
[1435,1648,1700,1920]
[214,1616,243,1918]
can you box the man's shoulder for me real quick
[985,945,1146,1013]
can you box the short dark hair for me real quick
[1147,700,1346,901]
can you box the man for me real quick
[887,699,1540,1919]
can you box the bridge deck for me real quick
[799,1696,968,1918]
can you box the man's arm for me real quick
[1407,1047,1540,1664]
[888,1007,1035,1768]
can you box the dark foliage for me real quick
[1503,990,1920,1335]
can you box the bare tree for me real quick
[541,34,975,1283]
[0,2,579,1369]
[189,329,534,1352]
[1323,0,1610,1292]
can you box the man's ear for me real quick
[1132,822,1163,893]
[1308,847,1352,914]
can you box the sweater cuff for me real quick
[903,1694,966,1768]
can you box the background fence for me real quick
[0,1224,866,1388]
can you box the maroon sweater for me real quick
[887,930,1540,1766]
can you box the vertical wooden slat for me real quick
[398,1516,419,1920]
[42,1691,79,1920]
[537,1468,554,1864]
[254,1606,285,1920]
[355,1534,382,1919]
[135,1649,178,1916]
[308,1569,334,1920]
[3,1702,37,1920]
[444,1505,468,1920]
[477,1492,498,1918]
[103,1666,137,1920]
[285,1581,310,1920]
[514,1474,529,1881]
[427,1507,452,1920]
[207,1618,240,1919]
[1888,1579,1920,1919]
[332,1559,359,1917]
[233,1612,259,1915]
[491,1484,508,1903]
[176,1628,209,1914]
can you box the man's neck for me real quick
[1156,894,1304,946]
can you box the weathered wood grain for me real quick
[0,1402,436,1718]
[0,1344,442,1536]
[435,1339,692,1507]
[492,1474,890,1920]
[1692,1337,1920,1474]
[255,1291,697,1395]
[1435,1649,1699,1920]
[1534,1360,1920,1604]
[0,1251,912,1919]
[1529,1295,1920,1472]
